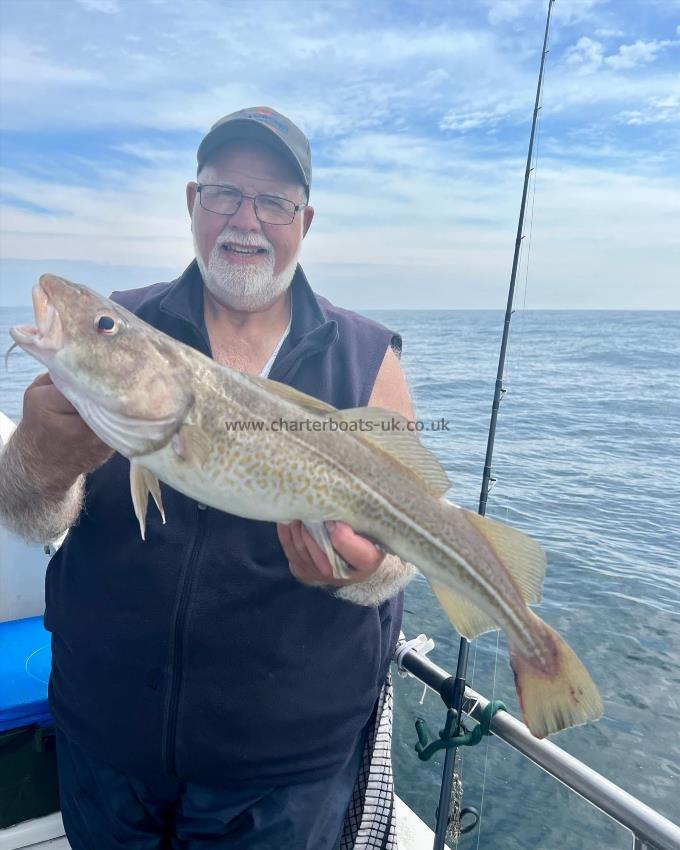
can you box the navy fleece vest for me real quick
[44,262,403,785]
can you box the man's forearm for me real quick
[0,430,84,544]
[333,554,417,606]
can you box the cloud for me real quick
[551,0,606,25]
[112,142,190,164]
[486,0,604,27]
[564,36,605,72]
[486,0,606,26]
[615,93,680,125]
[440,104,514,132]
[561,35,679,82]
[2,1,672,149]
[604,39,674,70]
[0,158,191,268]
[0,11,498,139]
[0,35,101,87]
[75,0,120,12]
[594,28,625,38]
[487,0,533,25]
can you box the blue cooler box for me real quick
[0,616,60,828]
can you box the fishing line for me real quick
[502,70,549,410]
[507,36,549,389]
[490,87,546,499]
[508,4,553,389]
[474,629,501,850]
[24,646,50,685]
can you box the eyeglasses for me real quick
[196,184,307,226]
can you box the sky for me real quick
[0,0,678,310]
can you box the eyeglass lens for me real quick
[200,186,296,224]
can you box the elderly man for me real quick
[0,107,415,849]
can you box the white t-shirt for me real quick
[259,306,293,379]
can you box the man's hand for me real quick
[15,372,113,496]
[277,520,385,587]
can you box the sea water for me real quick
[1,307,679,849]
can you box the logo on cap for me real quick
[245,108,289,136]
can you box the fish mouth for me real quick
[9,276,64,354]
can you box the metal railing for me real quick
[395,635,680,850]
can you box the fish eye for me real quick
[94,313,122,336]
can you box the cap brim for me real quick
[197,119,308,193]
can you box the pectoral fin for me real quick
[171,424,212,467]
[303,521,353,580]
[130,463,166,540]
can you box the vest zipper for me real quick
[163,506,207,777]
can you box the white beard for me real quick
[194,226,301,312]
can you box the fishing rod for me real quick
[431,1,556,846]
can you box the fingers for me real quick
[40,385,79,415]
[24,374,77,415]
[18,374,113,485]
[29,372,53,388]
[326,521,384,572]
[278,521,333,586]
[284,521,308,568]
[278,520,385,587]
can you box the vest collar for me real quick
[158,259,338,378]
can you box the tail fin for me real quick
[509,618,603,738]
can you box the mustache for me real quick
[216,227,272,251]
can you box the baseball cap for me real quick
[197,106,312,197]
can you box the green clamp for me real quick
[414,700,507,762]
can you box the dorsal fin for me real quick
[246,380,451,498]
[246,374,337,417]
[332,407,451,498]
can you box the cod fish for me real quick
[10,274,602,738]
